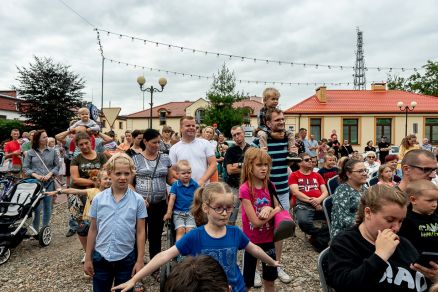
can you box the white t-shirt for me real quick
[169,138,215,182]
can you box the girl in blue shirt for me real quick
[113,182,280,292]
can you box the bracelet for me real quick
[57,190,61,195]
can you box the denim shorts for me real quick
[277,193,290,211]
[173,211,196,230]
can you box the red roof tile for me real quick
[0,91,17,98]
[285,89,438,114]
[127,101,194,118]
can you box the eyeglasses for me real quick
[367,156,376,159]
[351,169,368,174]
[302,158,311,162]
[232,132,243,137]
[207,204,234,214]
[408,165,438,175]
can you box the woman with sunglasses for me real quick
[364,151,380,178]
[331,159,368,238]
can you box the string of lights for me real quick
[96,28,420,72]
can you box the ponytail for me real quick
[191,187,207,226]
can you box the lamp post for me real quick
[397,101,417,137]
[137,76,167,129]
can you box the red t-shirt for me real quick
[4,140,22,165]
[288,170,325,198]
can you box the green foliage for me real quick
[0,119,30,146]
[387,60,438,96]
[14,56,86,136]
[203,64,250,137]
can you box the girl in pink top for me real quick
[239,148,282,291]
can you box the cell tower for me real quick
[353,27,366,90]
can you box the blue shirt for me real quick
[170,178,199,212]
[304,139,318,157]
[89,187,147,261]
[176,226,249,292]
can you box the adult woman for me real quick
[132,129,174,279]
[328,185,438,291]
[23,130,60,231]
[364,140,376,153]
[364,151,380,177]
[331,159,367,238]
[126,129,144,157]
[384,154,402,183]
[202,126,218,182]
[117,130,133,152]
[339,139,354,157]
[399,134,421,161]
[70,132,108,254]
[159,126,173,154]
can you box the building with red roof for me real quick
[284,83,438,149]
[0,90,25,120]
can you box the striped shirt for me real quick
[267,137,289,197]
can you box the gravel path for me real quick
[1,199,321,291]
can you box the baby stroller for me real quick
[0,178,52,265]
[159,219,177,292]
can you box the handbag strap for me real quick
[150,153,161,178]
[267,180,285,210]
[34,150,51,175]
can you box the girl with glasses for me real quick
[113,182,280,292]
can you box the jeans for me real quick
[295,204,330,249]
[32,181,54,231]
[147,200,167,259]
[92,250,136,292]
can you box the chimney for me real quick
[371,82,386,91]
[315,86,327,103]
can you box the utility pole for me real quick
[353,28,366,90]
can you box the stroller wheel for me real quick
[38,225,52,247]
[0,246,11,265]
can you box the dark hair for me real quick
[401,149,436,166]
[143,128,161,141]
[131,129,145,150]
[338,159,362,183]
[31,130,46,150]
[164,255,229,292]
[265,108,283,122]
[75,131,91,145]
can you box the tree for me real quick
[387,60,438,96]
[203,64,250,137]
[14,56,86,136]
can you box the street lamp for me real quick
[137,76,167,129]
[397,101,417,137]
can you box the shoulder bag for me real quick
[34,150,62,190]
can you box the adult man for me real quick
[4,129,22,172]
[265,108,295,283]
[397,149,437,192]
[377,136,391,162]
[223,125,250,225]
[421,138,433,152]
[169,116,216,187]
[304,134,318,158]
[289,152,329,252]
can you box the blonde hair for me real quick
[176,160,191,172]
[105,152,136,175]
[191,182,233,226]
[88,169,109,188]
[377,164,392,181]
[240,148,272,195]
[262,87,280,102]
[356,185,408,225]
[406,179,438,197]
[78,107,90,115]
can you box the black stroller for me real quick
[0,178,52,265]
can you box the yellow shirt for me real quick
[82,188,101,221]
[399,144,421,161]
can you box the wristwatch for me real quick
[238,162,243,168]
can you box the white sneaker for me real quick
[277,267,292,283]
[81,254,86,263]
[254,270,262,288]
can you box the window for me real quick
[376,118,392,144]
[159,111,166,125]
[425,118,438,144]
[0,115,6,120]
[343,118,359,144]
[195,108,205,124]
[310,118,322,141]
[119,121,123,129]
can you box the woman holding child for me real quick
[132,129,175,278]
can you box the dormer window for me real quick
[159,111,166,125]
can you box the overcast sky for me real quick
[1,0,437,115]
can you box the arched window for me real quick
[195,108,205,124]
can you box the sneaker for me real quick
[81,254,86,263]
[277,267,292,283]
[254,270,262,288]
[65,229,76,237]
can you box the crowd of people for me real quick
[1,89,438,291]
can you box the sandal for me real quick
[134,282,145,292]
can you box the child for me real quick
[317,154,338,185]
[69,107,100,133]
[163,160,199,241]
[257,88,296,160]
[398,179,438,254]
[377,164,395,187]
[84,153,147,291]
[239,148,282,291]
[112,182,280,292]
[48,169,111,262]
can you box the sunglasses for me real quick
[302,158,311,162]
[408,165,438,175]
[367,156,376,159]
